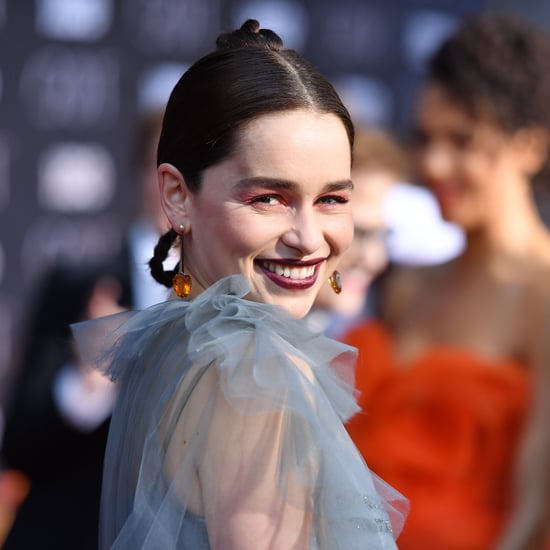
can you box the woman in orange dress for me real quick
[344,13,550,550]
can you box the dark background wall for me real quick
[0,0,546,404]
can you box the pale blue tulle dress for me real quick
[72,275,408,549]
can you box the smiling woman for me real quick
[71,18,408,550]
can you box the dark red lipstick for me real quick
[256,259,325,290]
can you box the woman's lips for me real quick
[430,182,463,210]
[257,260,323,290]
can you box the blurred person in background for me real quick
[1,266,126,550]
[307,128,410,337]
[308,126,464,340]
[0,107,168,550]
[344,12,550,550]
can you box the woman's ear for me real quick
[158,163,192,230]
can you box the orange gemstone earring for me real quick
[173,224,192,298]
[328,270,342,294]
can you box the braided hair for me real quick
[148,228,178,289]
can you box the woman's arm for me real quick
[198,378,314,550]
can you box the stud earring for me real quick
[173,223,192,298]
[328,270,342,294]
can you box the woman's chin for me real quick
[246,286,316,319]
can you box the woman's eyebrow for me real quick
[232,177,295,192]
[233,177,354,192]
[323,180,354,192]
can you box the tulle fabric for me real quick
[72,276,408,549]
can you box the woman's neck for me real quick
[460,187,550,276]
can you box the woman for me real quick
[73,20,407,549]
[344,13,550,550]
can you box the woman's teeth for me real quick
[262,261,315,280]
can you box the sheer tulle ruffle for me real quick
[72,276,408,549]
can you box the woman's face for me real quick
[414,83,527,231]
[170,110,353,318]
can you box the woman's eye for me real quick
[317,195,349,205]
[451,131,473,149]
[251,194,281,205]
[413,128,429,147]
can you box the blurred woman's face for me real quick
[414,83,526,231]
[174,110,353,318]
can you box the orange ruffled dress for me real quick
[344,321,533,550]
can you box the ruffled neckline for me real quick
[72,275,361,423]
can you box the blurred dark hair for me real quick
[429,12,550,132]
[427,12,550,184]
[157,19,354,191]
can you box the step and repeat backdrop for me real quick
[0,0,543,399]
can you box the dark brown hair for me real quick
[157,19,353,190]
[428,12,550,138]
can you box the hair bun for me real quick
[216,19,284,51]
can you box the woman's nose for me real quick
[281,209,324,255]
[419,143,454,182]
